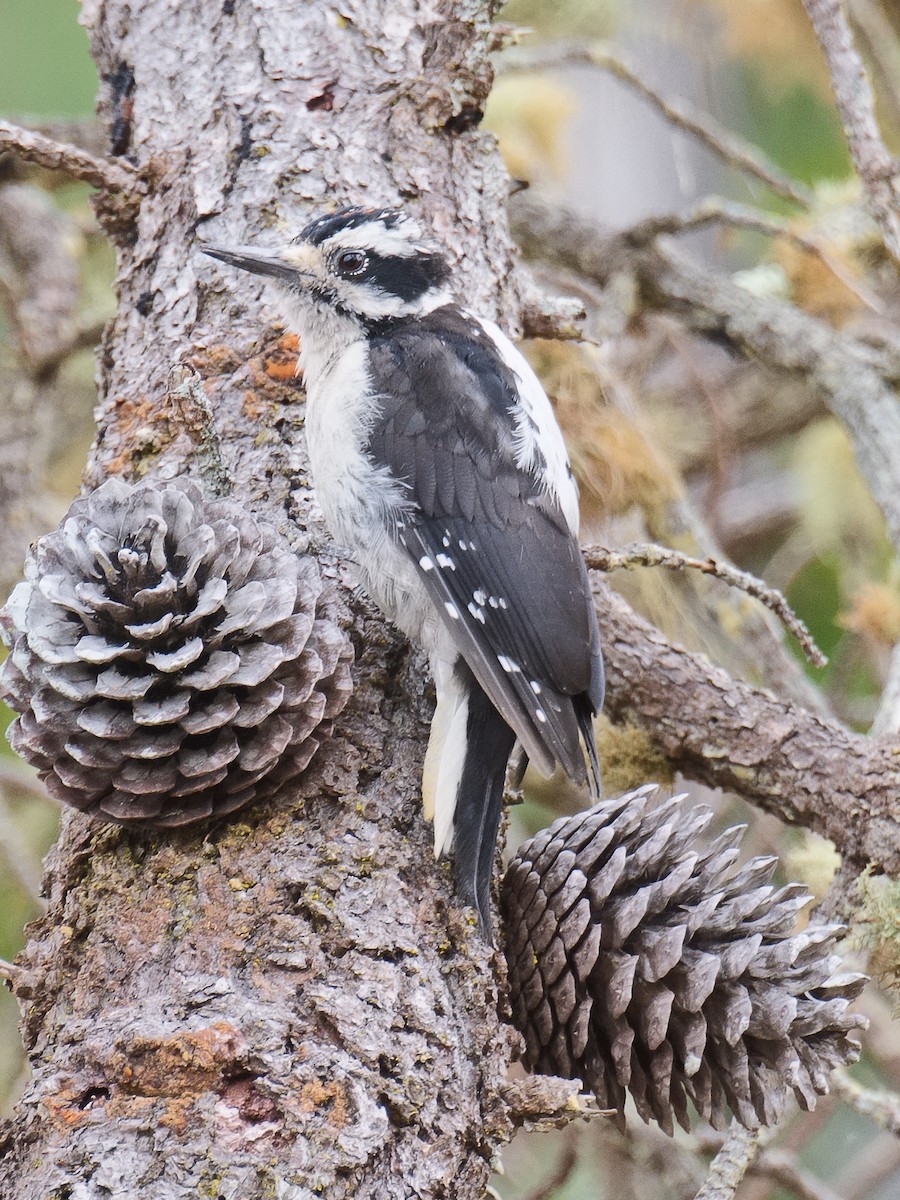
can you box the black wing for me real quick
[366,305,603,783]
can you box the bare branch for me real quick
[849,0,900,137]
[695,1130,846,1200]
[692,1124,761,1200]
[510,196,900,558]
[584,540,828,668]
[498,42,814,209]
[622,196,882,313]
[596,579,900,874]
[802,0,900,260]
[0,959,22,987]
[831,1073,900,1135]
[0,119,144,195]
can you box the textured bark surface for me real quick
[596,580,900,876]
[0,2,531,1196]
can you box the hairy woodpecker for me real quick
[204,207,603,935]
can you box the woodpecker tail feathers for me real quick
[451,672,516,937]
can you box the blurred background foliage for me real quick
[1,0,898,1197]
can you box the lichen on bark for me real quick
[0,2,531,1196]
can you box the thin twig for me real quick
[622,196,882,313]
[498,41,814,209]
[692,1124,762,1200]
[695,1130,847,1200]
[830,1073,900,1135]
[522,1135,578,1200]
[849,0,900,137]
[583,541,828,667]
[0,958,21,987]
[0,119,144,195]
[802,0,900,261]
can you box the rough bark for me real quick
[595,580,900,876]
[0,2,539,1196]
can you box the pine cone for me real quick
[501,785,867,1134]
[0,477,353,827]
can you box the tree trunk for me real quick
[0,2,531,1195]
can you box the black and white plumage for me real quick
[204,207,604,935]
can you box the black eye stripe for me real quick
[330,249,449,301]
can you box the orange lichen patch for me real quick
[298,1079,350,1129]
[104,394,166,476]
[191,344,245,377]
[242,389,268,420]
[840,583,900,645]
[158,1096,197,1134]
[42,1088,94,1132]
[776,240,865,329]
[263,332,301,381]
[113,1021,246,1097]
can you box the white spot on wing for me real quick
[474,589,487,606]
[498,655,521,674]
[419,555,434,572]
[444,602,460,620]
[467,602,486,624]
[530,680,542,695]
[535,708,548,724]
[436,553,456,570]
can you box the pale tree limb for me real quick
[595,579,900,875]
[584,540,827,668]
[692,1124,762,1200]
[0,119,143,195]
[802,0,900,261]
[694,1130,846,1200]
[0,959,22,987]
[498,42,814,209]
[621,196,882,313]
[831,1073,900,1135]
[510,196,900,558]
[848,0,900,137]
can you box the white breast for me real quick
[299,317,442,651]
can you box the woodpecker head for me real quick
[204,206,453,326]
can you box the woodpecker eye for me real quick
[334,249,368,277]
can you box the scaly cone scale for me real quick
[0,477,353,827]
[501,785,867,1134]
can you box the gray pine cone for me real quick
[0,477,353,827]
[501,784,867,1134]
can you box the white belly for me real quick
[302,335,444,652]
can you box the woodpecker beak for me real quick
[203,244,313,283]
